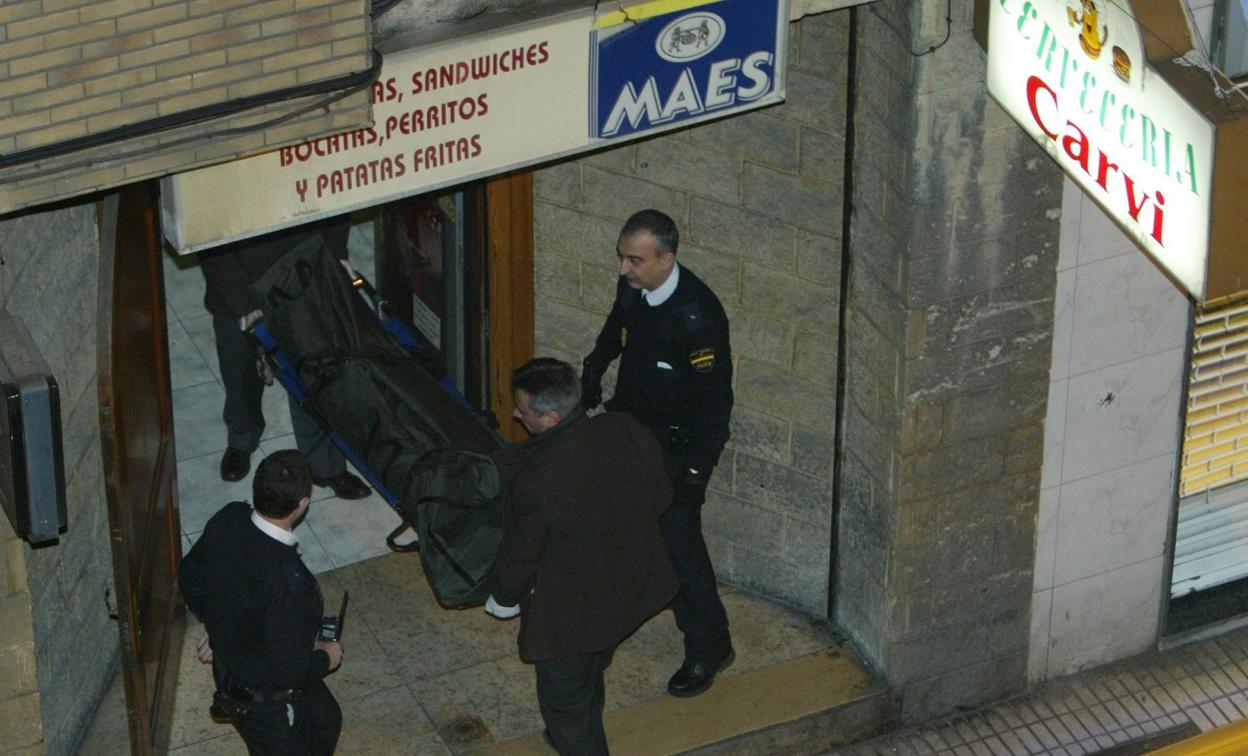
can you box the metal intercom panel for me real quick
[0,310,67,544]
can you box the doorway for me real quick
[98,181,184,755]
[88,171,534,752]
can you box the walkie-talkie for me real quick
[320,591,349,642]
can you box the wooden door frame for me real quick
[97,182,184,755]
[485,171,534,445]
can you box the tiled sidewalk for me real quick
[830,623,1248,755]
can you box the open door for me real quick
[98,181,184,754]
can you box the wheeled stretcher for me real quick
[246,237,506,608]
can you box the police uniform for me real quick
[180,502,341,755]
[582,263,733,667]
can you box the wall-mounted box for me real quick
[0,310,67,544]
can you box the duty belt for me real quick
[226,681,301,704]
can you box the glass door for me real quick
[374,186,488,408]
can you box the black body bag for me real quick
[250,237,503,608]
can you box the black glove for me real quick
[580,359,603,410]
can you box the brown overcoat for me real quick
[492,409,678,662]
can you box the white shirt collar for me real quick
[643,262,680,306]
[251,510,299,546]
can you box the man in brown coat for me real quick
[489,357,678,755]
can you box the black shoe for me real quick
[209,691,235,723]
[313,471,370,500]
[220,448,251,482]
[666,649,735,698]
[208,701,233,724]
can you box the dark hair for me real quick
[512,357,581,417]
[253,450,313,519]
[620,209,679,256]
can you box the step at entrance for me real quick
[488,647,891,755]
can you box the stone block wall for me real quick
[0,202,117,755]
[0,516,39,754]
[838,0,1063,723]
[0,0,373,215]
[531,12,850,615]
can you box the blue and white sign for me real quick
[591,0,788,140]
[164,0,790,253]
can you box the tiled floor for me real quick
[163,219,402,571]
[78,551,839,754]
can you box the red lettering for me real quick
[1123,175,1150,222]
[1022,74,1166,248]
[1026,75,1059,139]
[1060,121,1090,173]
[1095,152,1119,191]
[1151,190,1165,245]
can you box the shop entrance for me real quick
[1168,297,1248,636]
[162,171,531,572]
[373,187,487,408]
[96,173,532,752]
[359,173,532,440]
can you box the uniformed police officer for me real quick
[581,209,734,698]
[180,450,345,754]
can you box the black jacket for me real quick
[492,410,678,662]
[585,265,733,479]
[180,502,330,691]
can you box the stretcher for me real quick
[246,238,506,608]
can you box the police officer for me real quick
[581,209,734,697]
[201,216,370,500]
[180,450,345,754]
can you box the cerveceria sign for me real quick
[162,0,788,254]
[987,0,1214,298]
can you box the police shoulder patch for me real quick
[690,346,715,372]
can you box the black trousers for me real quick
[212,315,345,480]
[535,649,613,756]
[646,424,731,666]
[660,497,731,665]
[232,679,341,756]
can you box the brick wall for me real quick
[0,201,117,755]
[531,12,850,616]
[838,0,1062,723]
[0,0,373,215]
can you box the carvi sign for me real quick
[162,0,789,254]
[986,0,1216,298]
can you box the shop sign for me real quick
[591,0,785,139]
[986,0,1215,297]
[162,0,788,254]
